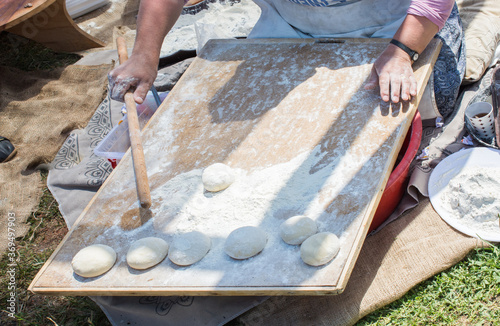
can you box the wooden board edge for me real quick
[29,285,344,297]
[411,38,443,106]
[334,108,417,290]
[334,37,443,290]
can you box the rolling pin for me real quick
[116,36,152,209]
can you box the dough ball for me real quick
[168,231,211,266]
[202,163,235,192]
[126,237,169,270]
[300,232,340,266]
[280,215,317,245]
[224,226,267,259]
[72,244,116,278]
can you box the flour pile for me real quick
[149,152,350,239]
[440,166,500,237]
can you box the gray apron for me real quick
[249,0,411,39]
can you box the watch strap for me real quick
[389,39,419,62]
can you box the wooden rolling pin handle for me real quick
[116,36,129,63]
[116,36,152,209]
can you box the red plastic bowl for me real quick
[369,111,422,233]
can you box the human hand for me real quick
[364,45,417,103]
[108,55,158,104]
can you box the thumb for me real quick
[364,67,379,90]
[133,82,150,104]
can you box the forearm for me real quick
[131,0,185,66]
[108,0,185,103]
[391,14,438,56]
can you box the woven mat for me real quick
[0,64,111,254]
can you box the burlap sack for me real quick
[235,198,480,326]
[0,64,111,254]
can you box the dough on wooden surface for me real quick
[224,226,267,259]
[280,215,317,245]
[300,232,340,266]
[202,163,235,192]
[168,231,212,266]
[72,244,116,278]
[126,237,169,270]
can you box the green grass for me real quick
[0,172,111,326]
[0,32,81,71]
[357,245,500,325]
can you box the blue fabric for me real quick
[432,4,466,120]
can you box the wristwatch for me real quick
[389,39,419,62]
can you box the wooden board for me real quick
[2,0,104,52]
[29,38,440,296]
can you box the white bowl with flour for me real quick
[428,147,500,242]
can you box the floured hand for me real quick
[364,44,417,103]
[108,55,158,104]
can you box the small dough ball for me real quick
[300,232,340,266]
[280,215,317,245]
[202,163,235,192]
[127,237,169,270]
[72,244,116,278]
[224,226,267,260]
[168,231,211,266]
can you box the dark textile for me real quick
[433,4,466,120]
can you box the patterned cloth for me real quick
[433,4,466,120]
[47,88,119,226]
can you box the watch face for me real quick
[413,53,419,61]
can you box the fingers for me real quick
[390,74,402,103]
[400,74,410,101]
[107,55,158,103]
[108,71,139,102]
[409,74,417,97]
[369,69,416,103]
[368,46,418,103]
[364,67,379,90]
[133,82,150,104]
[378,72,391,102]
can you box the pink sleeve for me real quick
[407,0,455,30]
